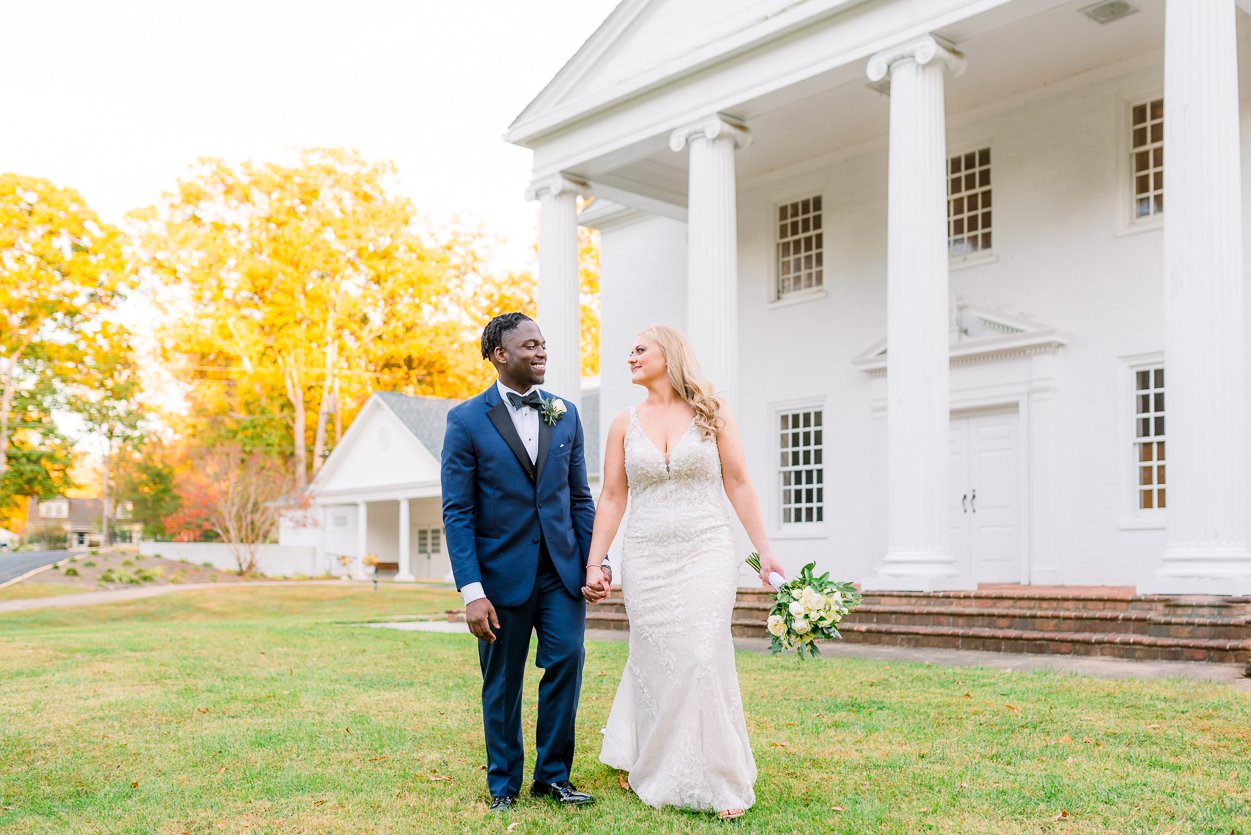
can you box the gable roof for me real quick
[374,392,460,460]
[371,388,602,476]
[507,0,866,145]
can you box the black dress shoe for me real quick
[531,780,594,805]
[488,795,516,812]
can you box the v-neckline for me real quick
[633,408,695,469]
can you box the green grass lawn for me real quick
[1,585,1249,834]
[0,581,92,602]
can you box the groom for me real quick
[441,313,601,813]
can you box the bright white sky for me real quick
[1,0,619,272]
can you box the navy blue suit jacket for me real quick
[441,385,596,608]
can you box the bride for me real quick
[581,324,786,821]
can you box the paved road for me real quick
[0,550,79,585]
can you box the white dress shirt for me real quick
[460,381,541,605]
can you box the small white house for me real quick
[505,0,1251,595]
[0,527,18,550]
[281,387,601,580]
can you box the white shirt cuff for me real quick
[460,582,486,605]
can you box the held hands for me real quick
[581,564,612,604]
[756,552,786,589]
[466,597,500,642]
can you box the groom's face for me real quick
[496,320,547,390]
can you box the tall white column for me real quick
[396,498,414,582]
[527,175,586,410]
[354,500,368,581]
[1144,0,1251,595]
[669,115,750,408]
[863,36,972,592]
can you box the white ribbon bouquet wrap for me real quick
[745,553,863,659]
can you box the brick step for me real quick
[845,605,1250,641]
[834,622,1251,664]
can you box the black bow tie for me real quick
[506,390,543,410]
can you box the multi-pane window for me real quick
[41,500,68,519]
[1134,367,1166,510]
[1131,98,1164,219]
[417,528,442,555]
[948,148,992,257]
[775,196,823,298]
[778,409,824,524]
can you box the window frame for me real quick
[1121,352,1166,528]
[769,190,827,306]
[1117,91,1165,235]
[946,143,996,266]
[771,399,828,537]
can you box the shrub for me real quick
[135,555,145,561]
[121,560,134,567]
[201,561,212,568]
[89,549,99,555]
[50,564,60,571]
[99,569,117,583]
[63,567,79,577]
[83,561,97,568]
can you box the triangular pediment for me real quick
[853,304,1069,374]
[509,0,846,143]
[310,396,441,496]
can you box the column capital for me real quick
[669,114,752,153]
[525,173,589,202]
[867,34,965,83]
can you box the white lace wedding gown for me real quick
[599,409,757,812]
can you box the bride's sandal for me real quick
[717,809,746,821]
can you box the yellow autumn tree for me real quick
[132,148,477,488]
[0,173,129,509]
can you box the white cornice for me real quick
[668,114,752,153]
[506,0,873,147]
[866,33,966,82]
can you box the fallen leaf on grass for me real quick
[507,824,521,833]
[130,782,139,789]
[344,727,351,735]
[1081,737,1093,745]
[617,774,631,792]
[1058,735,1073,744]
[313,800,327,807]
[1055,810,1070,820]
[770,742,789,749]
[962,693,972,699]
[1005,704,1019,712]
[1229,771,1238,780]
[368,756,390,763]
[478,765,488,771]
[424,773,452,782]
[831,805,846,813]
[217,767,226,775]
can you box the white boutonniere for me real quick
[541,397,567,426]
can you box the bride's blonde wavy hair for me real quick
[640,324,723,440]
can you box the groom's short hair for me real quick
[481,312,533,361]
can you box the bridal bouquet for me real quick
[745,553,862,659]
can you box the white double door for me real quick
[949,410,1021,583]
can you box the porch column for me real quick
[526,175,586,411]
[396,498,414,582]
[354,501,368,580]
[863,35,973,591]
[1144,0,1251,594]
[669,115,750,408]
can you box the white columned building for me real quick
[863,36,972,591]
[669,115,751,408]
[354,500,369,580]
[396,498,414,582]
[528,174,586,410]
[1145,0,1251,594]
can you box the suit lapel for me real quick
[485,388,536,481]
[534,399,554,482]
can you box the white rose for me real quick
[766,615,787,637]
[800,588,820,610]
[793,618,811,634]
[788,600,806,618]
[551,398,567,414]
